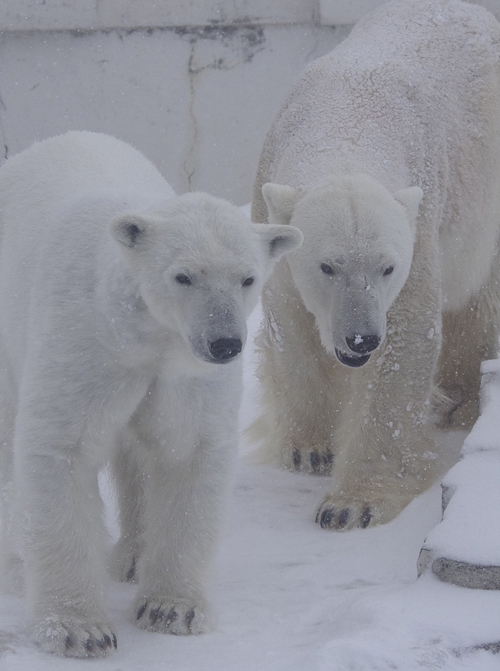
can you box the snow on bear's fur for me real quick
[0,131,302,658]
[251,0,500,531]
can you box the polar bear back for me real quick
[256,0,500,193]
[0,131,174,228]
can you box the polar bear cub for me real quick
[0,131,302,657]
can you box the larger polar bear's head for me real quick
[110,192,303,366]
[263,174,422,368]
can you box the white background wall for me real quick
[0,0,499,204]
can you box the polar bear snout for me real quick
[208,337,243,363]
[181,289,248,365]
[334,333,382,368]
[189,331,245,365]
[188,312,246,364]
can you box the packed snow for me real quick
[0,303,499,670]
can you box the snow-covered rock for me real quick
[419,359,500,589]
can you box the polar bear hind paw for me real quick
[134,596,208,635]
[315,495,402,530]
[285,445,334,474]
[32,614,117,658]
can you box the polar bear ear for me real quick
[110,214,152,248]
[393,186,423,231]
[262,183,302,226]
[253,223,303,260]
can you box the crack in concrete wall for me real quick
[0,92,8,159]
[184,44,197,190]
[181,25,266,191]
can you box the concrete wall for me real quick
[0,1,499,204]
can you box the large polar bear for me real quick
[0,131,302,657]
[252,0,500,531]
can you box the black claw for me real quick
[360,506,372,528]
[84,638,93,652]
[65,635,74,649]
[338,508,350,528]
[96,637,107,650]
[112,633,118,649]
[149,607,160,625]
[323,452,334,472]
[320,508,334,528]
[137,602,147,620]
[125,557,136,582]
[185,609,195,630]
[292,448,301,469]
[103,634,112,648]
[166,607,178,625]
[310,451,320,471]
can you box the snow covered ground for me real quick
[1,305,500,670]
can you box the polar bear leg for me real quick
[256,264,344,474]
[14,355,151,656]
[18,448,116,657]
[132,417,235,635]
[109,432,145,584]
[0,394,24,595]
[11,364,128,658]
[437,263,500,431]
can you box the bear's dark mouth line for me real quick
[335,348,371,368]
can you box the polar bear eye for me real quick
[175,274,192,286]
[242,277,255,287]
[383,266,394,276]
[321,263,334,276]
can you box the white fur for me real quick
[251,0,500,530]
[0,131,302,657]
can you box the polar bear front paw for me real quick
[316,498,373,530]
[133,596,209,635]
[283,445,334,474]
[32,614,117,658]
[315,494,403,530]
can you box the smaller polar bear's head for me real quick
[262,174,422,368]
[110,192,302,365]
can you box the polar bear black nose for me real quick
[345,334,381,354]
[209,338,242,362]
